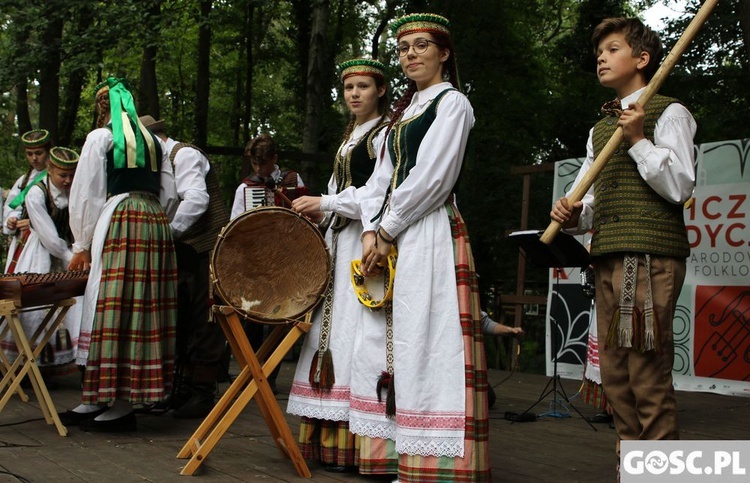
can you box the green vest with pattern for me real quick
[331,122,387,231]
[590,94,690,258]
[388,88,454,189]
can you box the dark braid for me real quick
[340,119,357,146]
[18,165,35,190]
[381,81,418,157]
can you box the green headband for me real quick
[49,147,79,170]
[392,13,450,40]
[95,77,157,171]
[21,129,51,148]
[340,58,386,81]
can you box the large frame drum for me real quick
[211,206,330,323]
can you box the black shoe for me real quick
[58,407,108,426]
[321,464,357,473]
[586,412,614,424]
[80,412,137,432]
[172,392,215,419]
[133,399,172,415]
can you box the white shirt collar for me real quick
[410,82,454,109]
[620,87,646,108]
[349,117,381,142]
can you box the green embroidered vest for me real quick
[330,122,387,231]
[106,127,162,197]
[590,94,690,258]
[388,88,454,189]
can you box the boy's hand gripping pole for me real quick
[541,0,720,245]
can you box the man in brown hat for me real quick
[141,115,230,419]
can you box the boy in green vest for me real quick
[550,17,696,458]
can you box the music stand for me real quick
[509,230,596,431]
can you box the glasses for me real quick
[395,39,439,57]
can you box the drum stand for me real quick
[0,298,76,436]
[177,305,312,478]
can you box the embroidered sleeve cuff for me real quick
[379,215,404,240]
[319,194,335,212]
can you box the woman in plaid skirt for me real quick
[62,77,179,432]
[358,13,490,483]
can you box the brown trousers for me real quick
[594,254,686,447]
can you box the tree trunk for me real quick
[243,2,254,145]
[302,0,329,156]
[38,8,64,140]
[371,0,397,60]
[194,0,212,147]
[59,4,95,146]
[12,25,32,135]
[291,0,312,118]
[15,83,32,136]
[739,0,750,60]
[138,0,162,119]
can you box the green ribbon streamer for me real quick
[8,170,47,209]
[107,78,144,169]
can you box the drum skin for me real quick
[211,206,330,324]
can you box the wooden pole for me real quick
[541,0,720,245]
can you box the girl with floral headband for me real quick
[0,147,84,372]
[3,129,53,273]
[60,78,179,432]
[287,58,390,473]
[358,13,490,482]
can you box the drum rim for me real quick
[211,206,331,324]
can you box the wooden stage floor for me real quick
[1,364,748,482]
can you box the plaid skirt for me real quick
[395,203,491,483]
[298,417,356,466]
[581,377,609,410]
[356,435,398,475]
[82,194,178,405]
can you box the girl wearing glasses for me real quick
[359,13,490,482]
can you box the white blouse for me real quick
[25,178,73,264]
[3,168,44,235]
[163,137,210,238]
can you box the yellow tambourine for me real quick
[351,246,397,309]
